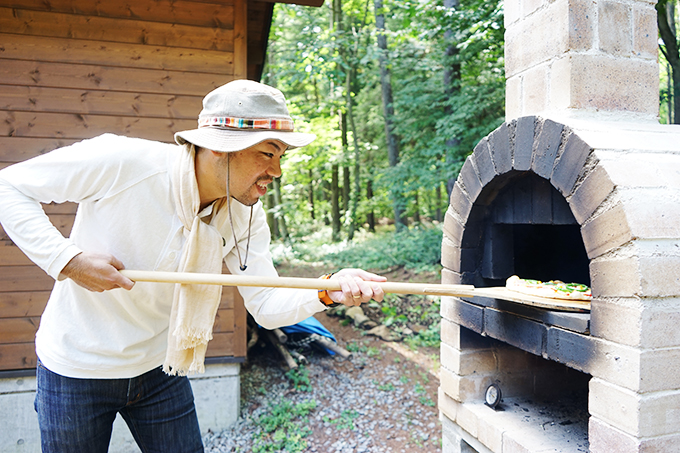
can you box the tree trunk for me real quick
[374,0,405,230]
[346,68,362,241]
[436,184,443,222]
[308,169,315,220]
[658,0,680,124]
[443,0,463,197]
[272,178,289,242]
[413,190,420,224]
[366,179,375,232]
[331,164,341,241]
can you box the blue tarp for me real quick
[279,316,337,355]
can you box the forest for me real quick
[262,0,680,272]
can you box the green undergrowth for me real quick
[252,398,317,453]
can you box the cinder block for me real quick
[531,119,564,178]
[438,386,459,423]
[547,327,641,391]
[566,0,596,51]
[455,400,480,437]
[475,410,504,453]
[441,342,498,376]
[624,190,680,239]
[522,0,544,17]
[440,365,489,403]
[484,308,546,357]
[505,75,522,120]
[504,0,521,27]
[589,417,639,453]
[459,158,483,203]
[522,63,549,115]
[473,138,495,186]
[441,268,463,285]
[598,0,633,56]
[633,4,660,58]
[563,54,659,114]
[590,298,643,346]
[638,253,680,298]
[513,116,536,171]
[441,235,461,272]
[591,377,680,438]
[489,123,512,175]
[551,131,592,197]
[568,164,614,224]
[581,203,633,259]
[590,255,641,298]
[441,296,484,334]
[639,347,680,393]
[441,317,497,351]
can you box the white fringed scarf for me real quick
[163,144,229,375]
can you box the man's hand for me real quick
[59,252,135,292]
[328,268,386,307]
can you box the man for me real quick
[0,80,385,452]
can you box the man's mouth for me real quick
[255,180,271,195]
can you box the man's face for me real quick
[225,140,286,206]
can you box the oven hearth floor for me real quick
[442,395,589,452]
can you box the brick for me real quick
[455,400,481,436]
[443,207,464,245]
[513,116,536,171]
[441,268,462,285]
[441,236,461,271]
[551,186,577,224]
[531,119,564,178]
[568,164,614,224]
[459,158,483,203]
[448,182,472,226]
[581,203,633,259]
[589,378,640,436]
[512,174,533,223]
[488,122,512,174]
[476,409,504,453]
[531,176,553,223]
[624,190,680,239]
[590,298,642,346]
[633,4,659,58]
[472,138,495,186]
[551,131,592,196]
[483,308,546,356]
[492,188,514,223]
[481,223,513,279]
[598,0,633,57]
[638,253,680,298]
[441,297,484,334]
[589,417,639,453]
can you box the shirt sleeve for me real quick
[222,202,327,330]
[0,134,155,279]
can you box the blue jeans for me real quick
[35,361,204,453]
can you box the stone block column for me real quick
[504,0,660,120]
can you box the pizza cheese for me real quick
[505,275,592,301]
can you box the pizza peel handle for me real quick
[119,270,477,298]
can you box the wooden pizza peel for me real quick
[119,270,591,312]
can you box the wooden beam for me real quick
[0,343,37,371]
[233,0,248,79]
[0,291,49,318]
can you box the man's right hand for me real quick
[59,252,135,292]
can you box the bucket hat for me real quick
[175,80,316,152]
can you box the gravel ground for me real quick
[202,316,442,453]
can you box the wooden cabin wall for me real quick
[0,0,250,371]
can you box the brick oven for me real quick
[438,0,680,451]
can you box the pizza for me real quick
[505,275,592,301]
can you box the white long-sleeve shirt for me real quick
[0,134,325,378]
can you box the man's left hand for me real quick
[328,268,386,306]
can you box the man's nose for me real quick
[268,158,282,178]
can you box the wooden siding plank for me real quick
[1,214,73,241]
[0,85,201,120]
[0,241,33,266]
[0,343,37,370]
[0,137,79,162]
[0,7,235,52]
[0,291,49,318]
[212,308,234,333]
[232,280,247,357]
[0,266,55,292]
[0,317,41,343]
[233,0,247,79]
[205,332,235,357]
[0,111,194,143]
[0,60,231,97]
[0,0,236,29]
[0,34,235,74]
